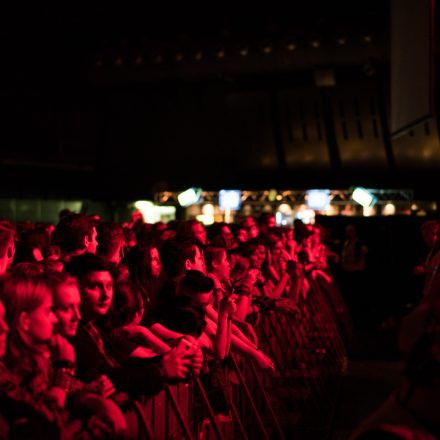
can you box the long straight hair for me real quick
[0,274,52,388]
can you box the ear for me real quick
[18,311,29,333]
[184,259,192,270]
[83,235,90,249]
[7,247,12,259]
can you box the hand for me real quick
[161,342,193,381]
[243,269,259,287]
[49,334,76,364]
[182,336,204,376]
[84,375,116,398]
[254,350,276,374]
[219,295,237,318]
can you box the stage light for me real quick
[177,188,202,207]
[134,200,154,223]
[352,187,376,207]
[219,190,241,211]
[383,203,396,216]
[363,206,376,217]
[306,189,330,210]
[295,208,315,224]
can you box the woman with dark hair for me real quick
[105,281,171,355]
[125,244,163,307]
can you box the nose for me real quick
[73,306,81,321]
[50,311,58,325]
[100,285,112,300]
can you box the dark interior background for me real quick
[0,2,439,201]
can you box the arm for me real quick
[265,273,290,299]
[206,304,257,349]
[149,323,186,344]
[118,324,171,354]
[213,296,236,360]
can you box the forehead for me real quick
[39,294,53,307]
[83,271,113,284]
[55,283,81,304]
[194,291,212,305]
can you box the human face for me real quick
[53,283,82,338]
[236,229,248,243]
[248,225,259,239]
[193,291,212,308]
[0,302,9,359]
[257,245,266,264]
[187,246,206,273]
[213,250,230,282]
[250,250,262,269]
[243,217,256,229]
[86,227,99,254]
[266,216,276,229]
[25,294,58,345]
[150,247,162,278]
[192,223,207,245]
[272,241,284,259]
[81,271,113,319]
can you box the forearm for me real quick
[149,323,185,343]
[233,295,250,321]
[139,326,171,353]
[267,273,290,298]
[214,314,231,360]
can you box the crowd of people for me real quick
[0,209,437,438]
[0,209,349,438]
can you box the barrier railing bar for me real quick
[132,400,155,440]
[230,354,271,440]
[248,359,286,440]
[193,376,226,440]
[164,385,195,440]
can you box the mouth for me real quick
[97,301,111,310]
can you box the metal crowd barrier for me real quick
[126,270,349,439]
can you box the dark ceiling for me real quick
[0,2,439,200]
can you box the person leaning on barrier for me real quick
[64,253,202,399]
